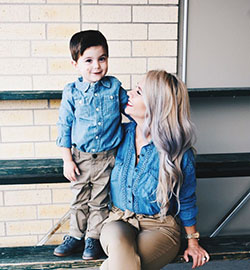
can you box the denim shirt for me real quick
[110,122,198,227]
[56,76,128,153]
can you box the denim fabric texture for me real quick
[110,121,198,227]
[57,76,128,153]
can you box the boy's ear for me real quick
[71,60,77,68]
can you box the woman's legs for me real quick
[100,221,141,270]
[137,215,181,270]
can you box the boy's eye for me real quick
[99,56,106,62]
[86,59,92,63]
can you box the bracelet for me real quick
[185,231,200,240]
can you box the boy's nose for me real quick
[93,61,100,68]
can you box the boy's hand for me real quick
[63,160,80,181]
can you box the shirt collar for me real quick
[75,76,111,93]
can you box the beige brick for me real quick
[0,222,4,236]
[0,111,33,126]
[7,220,52,236]
[0,184,36,191]
[30,5,79,22]
[38,204,69,219]
[1,126,49,142]
[50,99,61,109]
[48,0,79,3]
[109,58,146,74]
[0,41,30,57]
[149,24,178,40]
[82,24,98,30]
[99,0,146,3]
[34,109,58,125]
[0,100,48,110]
[149,0,178,4]
[133,6,178,22]
[81,0,97,3]
[32,41,70,57]
[99,24,147,40]
[0,59,46,75]
[0,143,34,159]
[0,77,32,91]
[148,57,177,73]
[53,189,72,203]
[48,59,76,74]
[0,5,29,22]
[2,142,26,156]
[0,206,36,221]
[0,192,3,206]
[133,41,177,56]
[0,0,45,3]
[0,235,37,247]
[36,183,69,189]
[0,23,45,40]
[33,75,76,90]
[39,233,65,245]
[5,189,51,206]
[131,74,145,90]
[51,125,58,140]
[109,41,131,57]
[47,23,79,40]
[35,142,61,157]
[82,5,131,22]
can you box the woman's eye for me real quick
[136,90,142,96]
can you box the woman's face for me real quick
[125,77,146,121]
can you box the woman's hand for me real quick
[183,239,210,268]
[63,160,80,181]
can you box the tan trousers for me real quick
[69,147,116,240]
[100,208,181,270]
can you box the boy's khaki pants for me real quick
[69,147,116,240]
[100,208,181,270]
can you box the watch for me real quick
[185,232,200,240]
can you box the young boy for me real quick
[54,30,128,260]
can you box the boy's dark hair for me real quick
[70,30,109,62]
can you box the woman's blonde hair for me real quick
[143,70,196,217]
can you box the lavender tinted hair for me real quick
[143,70,196,217]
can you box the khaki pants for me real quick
[100,208,181,270]
[69,147,116,240]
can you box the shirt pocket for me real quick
[139,172,158,204]
[103,93,119,114]
[74,96,92,120]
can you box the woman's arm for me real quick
[183,225,210,269]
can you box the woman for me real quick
[100,70,209,270]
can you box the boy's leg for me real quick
[69,151,93,239]
[137,215,181,270]
[85,150,116,239]
[100,221,141,270]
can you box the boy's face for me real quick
[73,45,108,83]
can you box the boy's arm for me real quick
[61,147,80,181]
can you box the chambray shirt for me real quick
[110,122,198,227]
[56,76,128,153]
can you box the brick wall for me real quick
[0,0,179,247]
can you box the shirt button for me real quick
[79,100,82,104]
[128,185,131,188]
[95,136,99,139]
[128,200,131,203]
[96,108,99,112]
[110,95,114,99]
[98,122,101,126]
[91,149,96,152]
[135,168,138,172]
[94,93,98,97]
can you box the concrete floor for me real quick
[64,258,250,270]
